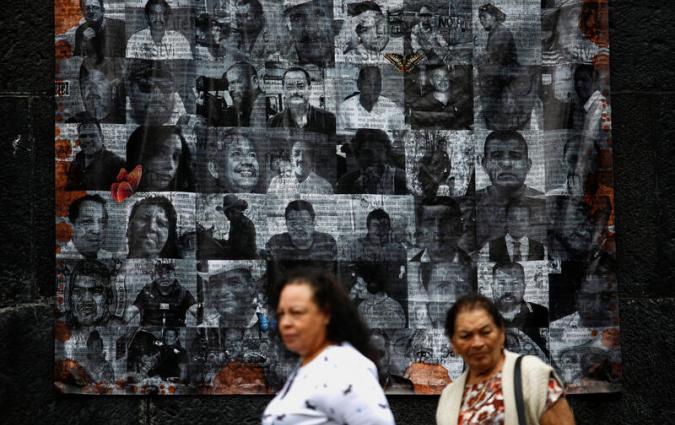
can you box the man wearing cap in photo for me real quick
[273,0,335,68]
[410,5,449,61]
[197,263,260,328]
[123,261,200,327]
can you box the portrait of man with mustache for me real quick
[491,261,548,354]
[126,0,193,60]
[66,260,114,328]
[268,67,336,135]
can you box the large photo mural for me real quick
[54,0,618,395]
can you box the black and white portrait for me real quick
[406,63,473,130]
[126,0,194,60]
[334,0,404,64]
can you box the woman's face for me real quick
[127,204,170,258]
[276,282,329,361]
[450,308,505,374]
[143,134,182,190]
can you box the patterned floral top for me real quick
[458,372,564,425]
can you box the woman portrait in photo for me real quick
[126,125,195,192]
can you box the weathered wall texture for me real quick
[0,1,674,424]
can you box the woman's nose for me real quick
[470,335,485,348]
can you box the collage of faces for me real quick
[54,0,617,395]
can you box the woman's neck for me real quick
[467,352,505,384]
[300,341,332,366]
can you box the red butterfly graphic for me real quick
[111,165,142,203]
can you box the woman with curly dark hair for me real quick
[262,267,395,425]
[126,125,195,192]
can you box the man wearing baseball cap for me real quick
[280,0,335,67]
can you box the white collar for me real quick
[504,233,527,244]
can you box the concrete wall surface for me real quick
[0,1,674,424]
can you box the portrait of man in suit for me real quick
[475,130,546,247]
[488,200,544,262]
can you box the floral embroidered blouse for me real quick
[458,372,564,425]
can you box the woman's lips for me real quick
[281,333,298,342]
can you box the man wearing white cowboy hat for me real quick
[215,194,258,259]
[195,262,260,328]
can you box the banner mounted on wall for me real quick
[54,0,618,395]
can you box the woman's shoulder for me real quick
[309,343,376,376]
[507,351,552,371]
[505,350,556,384]
[324,343,374,365]
[439,372,466,398]
[436,372,468,425]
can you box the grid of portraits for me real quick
[54,0,617,395]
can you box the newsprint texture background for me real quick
[50,0,620,396]
[0,0,674,422]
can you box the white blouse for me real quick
[261,343,395,425]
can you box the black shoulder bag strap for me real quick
[514,354,527,425]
